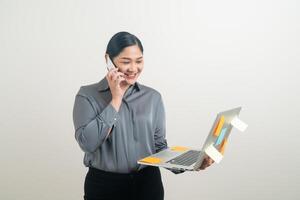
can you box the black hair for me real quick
[105,31,144,60]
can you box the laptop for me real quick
[137,107,248,171]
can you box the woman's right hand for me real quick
[106,68,127,111]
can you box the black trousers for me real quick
[84,166,164,200]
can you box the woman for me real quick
[72,31,214,200]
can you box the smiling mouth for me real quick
[124,73,138,79]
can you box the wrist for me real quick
[110,98,122,111]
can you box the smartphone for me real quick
[106,56,116,71]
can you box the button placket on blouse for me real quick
[122,96,138,170]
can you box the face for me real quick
[106,45,144,85]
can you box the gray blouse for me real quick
[72,77,184,174]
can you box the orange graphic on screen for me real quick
[213,116,225,137]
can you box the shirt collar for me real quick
[97,77,141,92]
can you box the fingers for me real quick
[113,72,125,83]
[205,157,214,167]
[200,159,209,169]
[197,157,214,171]
[107,68,117,80]
[107,68,125,83]
[196,158,208,171]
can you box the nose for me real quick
[128,63,138,72]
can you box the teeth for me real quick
[126,74,136,77]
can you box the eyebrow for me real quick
[120,56,143,60]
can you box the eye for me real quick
[136,60,143,64]
[122,62,130,64]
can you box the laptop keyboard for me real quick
[167,150,201,166]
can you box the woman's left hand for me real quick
[195,155,215,171]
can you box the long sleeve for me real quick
[72,93,119,153]
[154,94,168,153]
[154,95,185,175]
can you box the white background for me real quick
[0,0,299,199]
